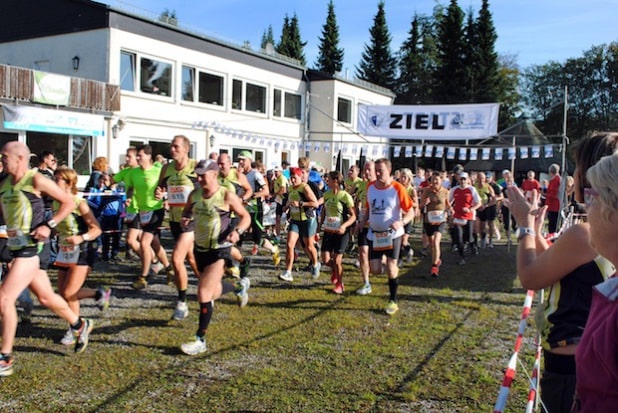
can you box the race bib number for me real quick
[289,205,301,216]
[323,216,342,232]
[139,210,154,225]
[125,212,137,223]
[168,185,192,207]
[452,217,468,226]
[55,243,80,267]
[7,227,29,248]
[372,231,393,251]
[427,210,446,225]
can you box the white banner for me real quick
[2,104,104,136]
[357,103,499,140]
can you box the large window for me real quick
[120,50,172,97]
[232,79,266,113]
[337,97,352,123]
[273,89,302,120]
[198,72,224,106]
[26,132,93,175]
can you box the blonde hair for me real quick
[92,156,108,173]
[54,165,79,194]
[586,153,618,220]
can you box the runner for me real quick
[179,159,251,355]
[419,172,450,277]
[449,172,482,265]
[0,142,92,377]
[354,161,376,295]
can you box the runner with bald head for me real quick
[0,142,93,377]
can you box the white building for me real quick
[0,0,394,179]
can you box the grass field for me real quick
[0,233,538,412]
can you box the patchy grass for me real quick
[0,233,538,412]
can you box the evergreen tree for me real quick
[355,1,397,90]
[315,0,344,75]
[261,25,275,50]
[463,8,479,102]
[434,0,467,103]
[474,0,500,102]
[276,14,306,65]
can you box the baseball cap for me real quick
[195,159,219,175]
[281,160,291,166]
[459,172,469,179]
[237,151,253,161]
[273,165,282,172]
[452,164,464,174]
[502,169,511,176]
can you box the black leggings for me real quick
[450,221,474,257]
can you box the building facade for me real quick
[0,0,394,179]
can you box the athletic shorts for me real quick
[424,222,446,237]
[194,246,232,273]
[357,227,369,247]
[56,242,96,268]
[369,235,403,261]
[170,220,195,241]
[288,218,317,238]
[139,209,165,234]
[10,242,51,270]
[276,203,285,217]
[0,237,11,263]
[321,231,350,254]
[125,212,141,230]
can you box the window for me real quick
[284,92,302,120]
[120,51,135,91]
[139,57,172,96]
[232,79,243,110]
[198,72,223,106]
[121,51,173,97]
[26,132,93,175]
[231,148,263,164]
[181,66,194,101]
[246,82,266,113]
[337,97,352,123]
[273,89,282,117]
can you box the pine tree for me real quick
[474,0,500,102]
[355,1,397,90]
[434,0,467,103]
[315,0,344,75]
[261,25,275,50]
[463,7,479,102]
[276,14,306,65]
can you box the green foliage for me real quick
[276,13,307,65]
[260,25,275,50]
[355,1,397,91]
[521,42,618,140]
[315,0,344,75]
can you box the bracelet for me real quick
[235,228,245,236]
[517,227,536,241]
[82,233,91,241]
[46,219,57,229]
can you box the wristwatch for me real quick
[46,219,57,229]
[235,228,245,236]
[517,227,536,241]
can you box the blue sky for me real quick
[106,0,617,71]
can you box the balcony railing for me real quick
[0,64,120,112]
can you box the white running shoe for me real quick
[311,262,321,280]
[61,328,75,346]
[180,337,207,355]
[149,261,165,276]
[173,301,189,321]
[356,284,372,296]
[279,270,293,282]
[235,278,250,308]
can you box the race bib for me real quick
[55,243,80,267]
[7,227,29,248]
[125,212,137,223]
[372,231,393,251]
[427,210,446,225]
[452,217,468,226]
[289,205,301,216]
[323,216,342,233]
[139,210,154,225]
[168,185,192,207]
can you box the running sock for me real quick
[197,301,213,338]
[178,289,187,302]
[388,277,399,302]
[70,318,83,331]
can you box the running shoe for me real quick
[96,286,112,311]
[239,258,251,278]
[480,239,487,249]
[331,272,338,284]
[272,247,281,266]
[251,245,259,256]
[279,270,293,282]
[0,354,14,377]
[61,328,76,346]
[458,258,466,266]
[225,264,240,278]
[356,284,372,296]
[406,248,415,262]
[132,277,148,290]
[488,240,494,249]
[333,283,344,294]
[472,245,480,255]
[311,262,321,280]
[385,301,399,315]
[235,278,250,308]
[431,260,442,278]
[173,301,189,320]
[73,318,93,353]
[181,336,207,355]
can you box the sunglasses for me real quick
[584,187,599,209]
